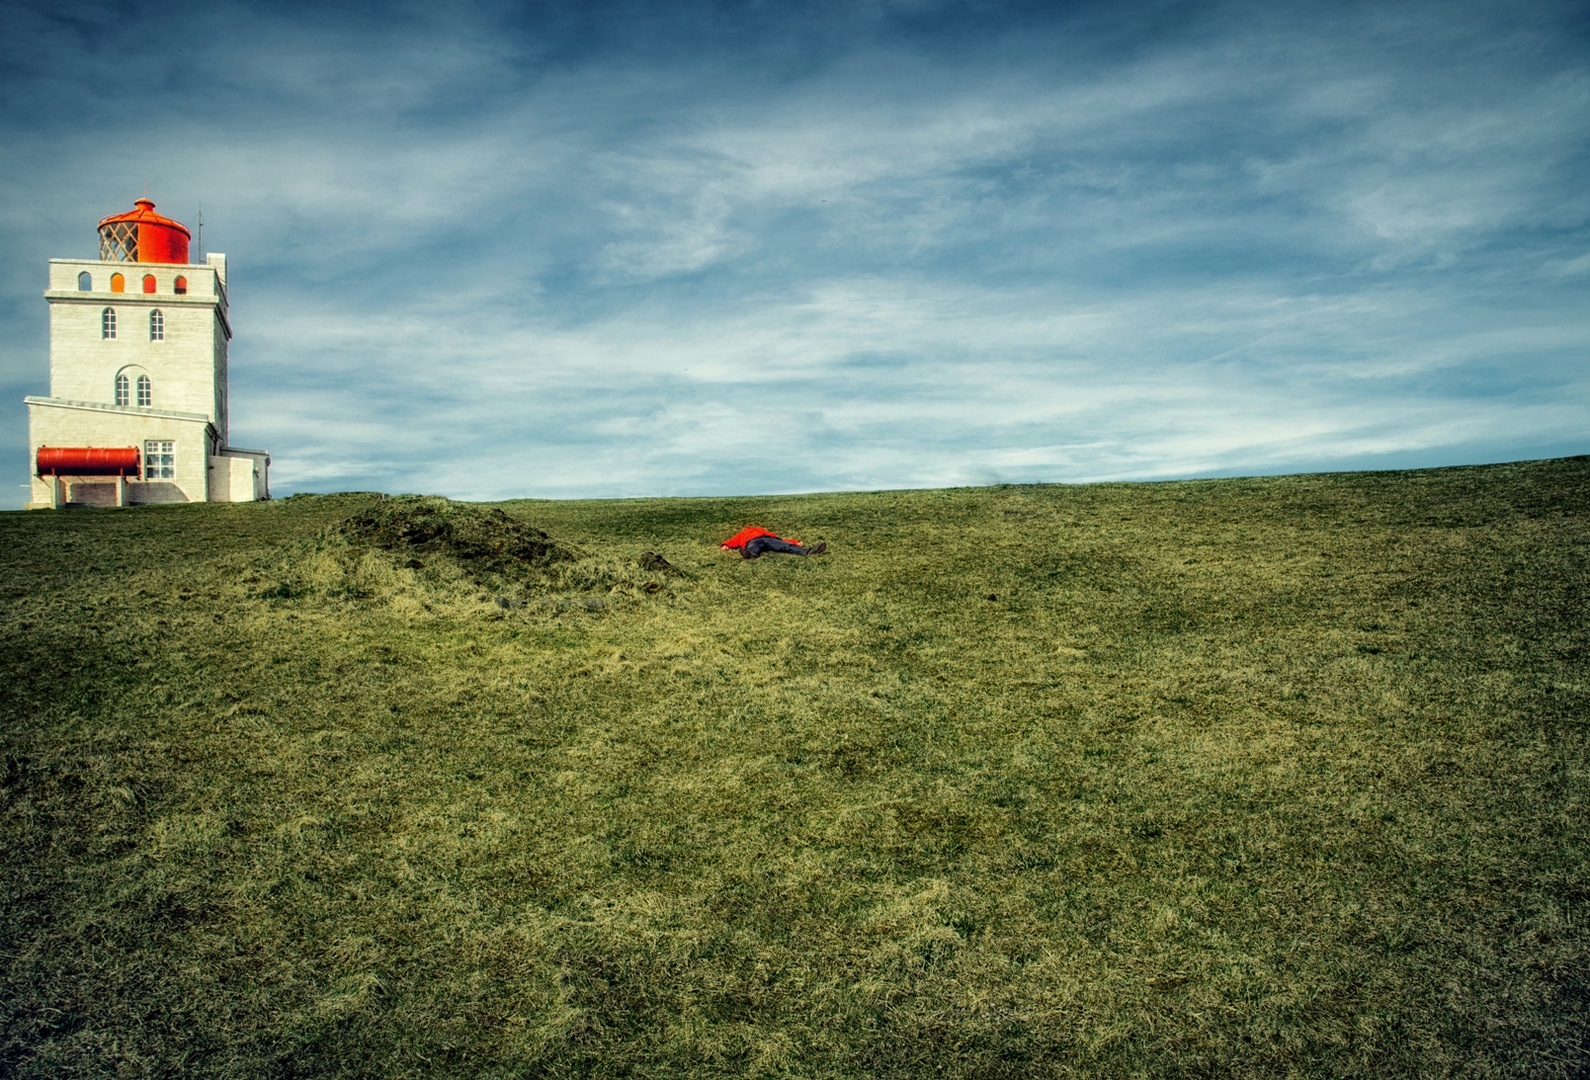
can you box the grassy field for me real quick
[2,458,1589,1078]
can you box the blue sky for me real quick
[1,0,1586,507]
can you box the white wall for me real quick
[45,258,229,434]
[28,402,214,507]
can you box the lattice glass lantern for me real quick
[96,200,190,264]
[99,219,139,261]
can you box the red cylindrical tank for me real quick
[36,446,142,477]
[97,199,191,265]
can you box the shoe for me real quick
[810,542,827,555]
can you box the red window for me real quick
[142,274,157,294]
[173,276,187,295]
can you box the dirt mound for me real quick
[338,496,579,581]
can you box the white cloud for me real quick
[1,0,1586,509]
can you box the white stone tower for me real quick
[25,199,270,509]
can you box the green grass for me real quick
[3,458,1589,1078]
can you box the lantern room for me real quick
[97,199,191,265]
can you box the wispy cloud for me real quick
[2,0,1586,508]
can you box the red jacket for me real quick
[720,526,799,549]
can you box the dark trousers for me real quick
[744,536,812,557]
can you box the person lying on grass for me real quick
[720,527,828,560]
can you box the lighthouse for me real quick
[24,199,270,509]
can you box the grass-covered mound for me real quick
[253,495,677,613]
[338,495,577,578]
[2,459,1588,1078]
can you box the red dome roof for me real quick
[98,199,191,264]
[98,198,191,235]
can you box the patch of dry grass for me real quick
[2,460,1589,1077]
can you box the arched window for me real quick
[149,309,164,341]
[110,273,125,293]
[115,365,150,406]
[78,272,92,291]
[142,274,157,294]
[102,307,117,339]
[173,276,187,295]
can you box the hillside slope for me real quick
[3,459,1589,1078]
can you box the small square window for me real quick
[143,440,174,480]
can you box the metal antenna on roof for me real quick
[195,205,204,262]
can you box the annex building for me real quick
[25,199,269,509]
